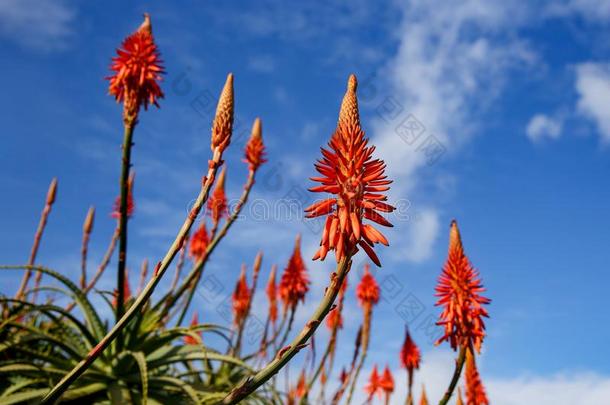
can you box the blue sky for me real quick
[2,1,610,403]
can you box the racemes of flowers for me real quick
[0,13,493,405]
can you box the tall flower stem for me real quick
[345,305,372,404]
[40,149,224,405]
[116,120,135,323]
[165,169,256,324]
[406,369,414,405]
[221,256,352,405]
[65,227,119,313]
[438,346,467,405]
[14,178,57,300]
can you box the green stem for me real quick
[438,345,467,405]
[116,121,135,323]
[221,256,352,405]
[345,305,372,405]
[40,149,223,405]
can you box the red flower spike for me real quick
[306,74,394,267]
[400,327,421,372]
[184,312,203,345]
[266,265,278,324]
[364,365,383,400]
[356,264,380,308]
[279,235,310,311]
[189,222,209,260]
[107,13,164,121]
[208,167,228,226]
[435,220,491,353]
[465,349,489,405]
[379,365,394,395]
[232,265,250,326]
[325,306,343,331]
[244,118,267,171]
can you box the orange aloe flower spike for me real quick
[356,264,380,308]
[266,265,278,324]
[400,326,421,371]
[278,235,310,312]
[232,265,251,326]
[379,365,395,395]
[306,74,394,267]
[244,117,267,171]
[435,220,491,353]
[189,221,209,260]
[207,166,228,227]
[107,13,164,122]
[184,312,203,345]
[364,365,382,400]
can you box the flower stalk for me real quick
[15,177,57,301]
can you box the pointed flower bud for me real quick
[211,73,234,152]
[279,235,310,311]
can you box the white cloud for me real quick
[575,63,610,143]
[368,0,534,262]
[546,0,610,22]
[526,113,563,142]
[0,0,75,51]
[392,208,440,263]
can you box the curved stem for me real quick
[221,256,352,405]
[438,345,467,405]
[166,170,255,324]
[116,121,135,322]
[40,149,224,405]
[275,305,296,352]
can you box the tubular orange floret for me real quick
[107,13,164,122]
[244,118,267,171]
[379,365,394,396]
[266,265,278,324]
[184,312,203,345]
[435,220,491,353]
[306,74,394,267]
[208,167,228,226]
[356,264,380,308]
[465,349,489,405]
[112,172,135,219]
[189,221,209,260]
[211,73,234,152]
[364,365,382,400]
[400,327,421,371]
[232,265,251,326]
[279,235,310,311]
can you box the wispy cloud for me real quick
[368,0,535,262]
[0,0,76,52]
[575,62,610,144]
